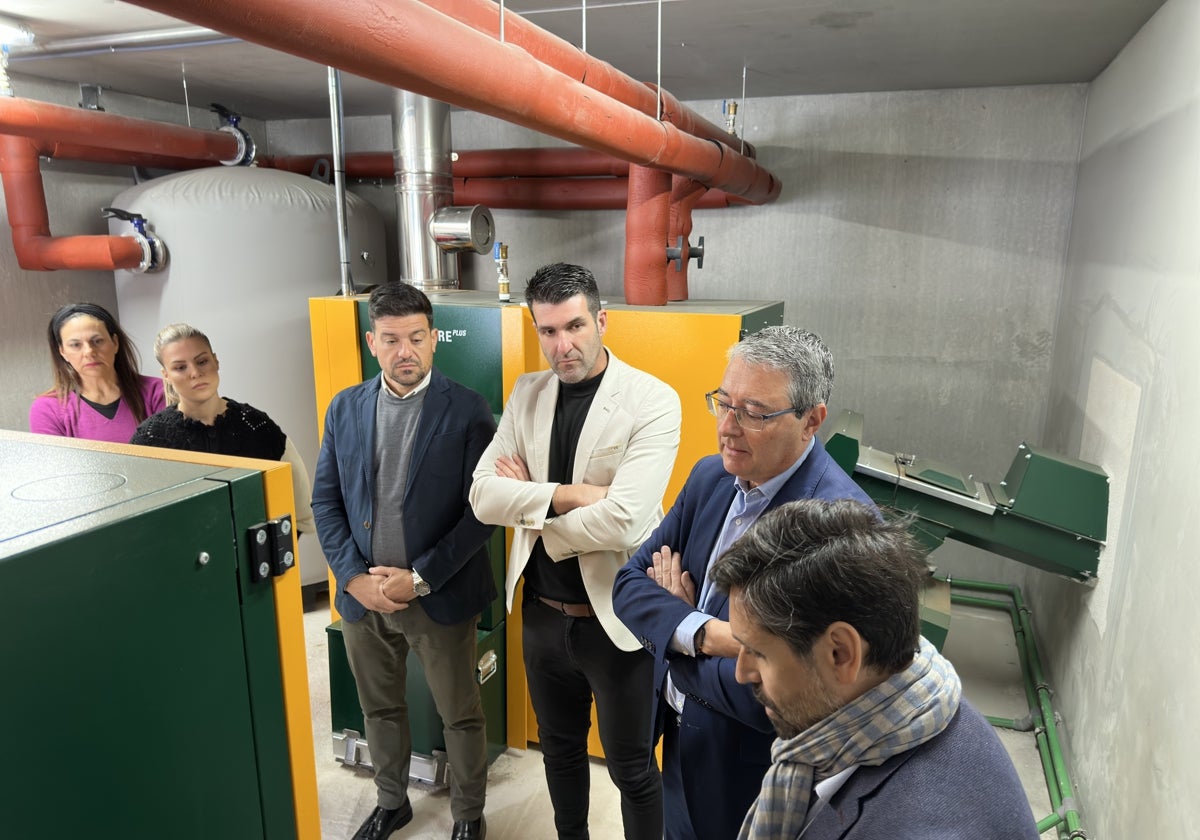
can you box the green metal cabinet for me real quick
[0,436,298,840]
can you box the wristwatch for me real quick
[411,569,431,597]
[693,621,708,657]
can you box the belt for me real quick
[537,595,596,618]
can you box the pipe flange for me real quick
[146,233,168,273]
[219,124,256,166]
[130,231,168,273]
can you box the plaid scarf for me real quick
[737,637,961,840]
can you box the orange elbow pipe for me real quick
[624,165,672,306]
[0,135,147,271]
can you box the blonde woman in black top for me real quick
[132,322,314,533]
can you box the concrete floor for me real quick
[304,597,1059,840]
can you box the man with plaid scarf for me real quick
[710,499,1039,840]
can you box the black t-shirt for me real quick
[523,367,606,604]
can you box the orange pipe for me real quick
[455,148,630,178]
[0,96,239,162]
[455,176,742,211]
[668,177,709,301]
[47,141,220,171]
[261,151,394,179]
[125,0,781,206]
[624,165,672,305]
[262,149,746,210]
[0,135,146,271]
[262,148,632,179]
[429,0,753,158]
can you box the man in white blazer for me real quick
[470,263,681,840]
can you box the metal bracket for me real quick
[246,515,295,583]
[332,730,449,786]
[476,650,498,685]
[79,84,104,111]
[309,158,333,184]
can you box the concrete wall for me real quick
[1039,0,1200,836]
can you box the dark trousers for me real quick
[522,596,663,840]
[662,706,771,840]
[342,602,488,821]
[661,713,696,840]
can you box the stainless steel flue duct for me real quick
[392,90,493,290]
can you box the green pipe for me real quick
[949,591,1064,835]
[943,579,1085,838]
[952,581,1081,834]
[1007,585,1086,838]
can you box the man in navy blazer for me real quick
[313,283,496,840]
[612,326,875,840]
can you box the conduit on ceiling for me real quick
[261,149,746,210]
[0,92,739,276]
[124,0,783,304]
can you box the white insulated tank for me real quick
[112,165,387,586]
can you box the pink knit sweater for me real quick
[29,375,166,443]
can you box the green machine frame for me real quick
[0,434,304,840]
[825,410,1109,581]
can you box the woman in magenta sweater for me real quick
[28,302,165,443]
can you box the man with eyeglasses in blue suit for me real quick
[613,325,876,840]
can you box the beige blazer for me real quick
[469,350,681,650]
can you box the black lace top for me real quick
[131,399,286,461]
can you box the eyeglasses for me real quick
[705,390,799,432]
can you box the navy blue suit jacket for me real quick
[312,369,497,625]
[612,437,875,840]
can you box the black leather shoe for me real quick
[351,802,413,840]
[450,815,486,840]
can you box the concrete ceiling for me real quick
[2,0,1167,121]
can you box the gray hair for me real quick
[154,323,213,407]
[729,325,834,413]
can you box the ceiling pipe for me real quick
[667,176,708,301]
[0,96,244,163]
[31,141,216,172]
[428,0,755,158]
[624,165,672,305]
[8,25,235,62]
[122,0,781,205]
[453,175,743,211]
[264,148,632,180]
[0,135,146,271]
[454,148,631,179]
